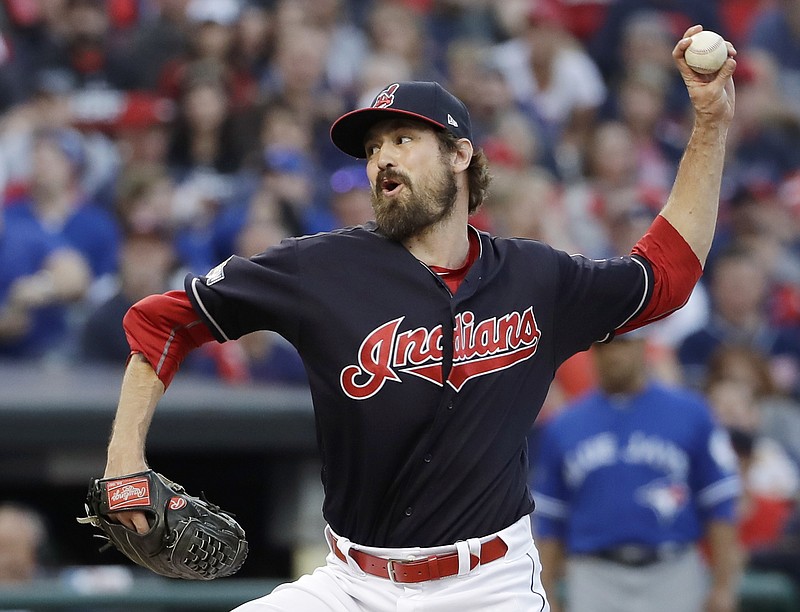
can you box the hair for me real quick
[436,131,492,215]
[703,344,776,398]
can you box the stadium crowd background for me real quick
[1,0,800,598]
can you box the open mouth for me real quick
[380,176,404,196]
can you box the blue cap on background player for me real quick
[330,81,472,159]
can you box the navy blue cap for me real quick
[330,81,472,159]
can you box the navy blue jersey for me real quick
[531,383,740,553]
[185,223,654,547]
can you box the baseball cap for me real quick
[114,92,176,131]
[330,81,472,159]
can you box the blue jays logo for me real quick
[635,478,689,524]
[373,83,399,108]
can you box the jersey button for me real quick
[404,507,413,516]
[447,402,454,410]
[423,454,432,463]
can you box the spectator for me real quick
[705,345,800,468]
[301,0,369,97]
[746,502,800,590]
[259,19,344,149]
[0,68,78,201]
[80,229,177,364]
[29,0,139,92]
[561,120,650,258]
[613,70,681,200]
[114,162,177,237]
[349,51,412,112]
[720,53,800,211]
[327,164,374,229]
[166,70,245,178]
[125,0,192,91]
[362,0,443,83]
[588,0,722,83]
[747,0,800,117]
[492,0,607,180]
[160,0,260,113]
[105,93,176,174]
[727,427,796,556]
[444,40,518,148]
[0,206,90,359]
[531,331,742,612]
[704,346,800,500]
[678,245,800,396]
[0,503,49,584]
[602,10,692,122]
[230,2,275,91]
[209,141,337,266]
[4,128,121,282]
[489,166,572,250]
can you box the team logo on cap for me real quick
[372,83,399,109]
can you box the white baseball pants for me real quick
[232,514,550,612]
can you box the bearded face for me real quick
[371,152,458,242]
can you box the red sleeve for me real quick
[618,215,703,334]
[123,290,215,388]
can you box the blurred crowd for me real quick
[1,0,800,594]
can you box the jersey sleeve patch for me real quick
[205,256,233,286]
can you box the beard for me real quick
[371,161,458,242]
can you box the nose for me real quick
[375,143,397,171]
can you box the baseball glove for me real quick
[77,469,248,580]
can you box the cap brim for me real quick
[330,108,446,159]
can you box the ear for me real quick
[451,138,473,174]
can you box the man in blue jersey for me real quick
[531,330,742,612]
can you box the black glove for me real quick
[78,469,248,580]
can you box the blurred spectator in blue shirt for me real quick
[4,128,120,282]
[0,204,90,358]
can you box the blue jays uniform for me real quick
[186,223,654,548]
[531,382,740,551]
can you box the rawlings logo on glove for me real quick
[78,470,248,580]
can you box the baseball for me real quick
[684,30,728,74]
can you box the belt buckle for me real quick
[386,558,403,584]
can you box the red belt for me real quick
[327,532,508,584]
